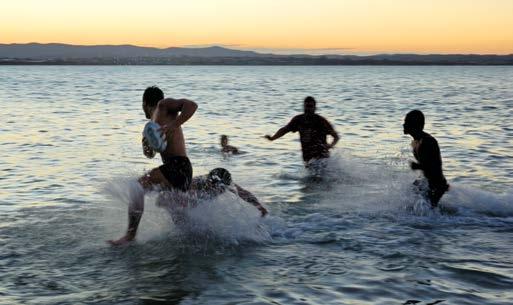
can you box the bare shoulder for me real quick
[421,133,439,149]
[289,114,304,124]
[422,133,438,143]
[157,98,192,111]
[316,113,331,122]
[163,97,194,103]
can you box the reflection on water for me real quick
[0,66,512,304]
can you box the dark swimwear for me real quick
[428,182,449,207]
[159,156,192,192]
[414,179,449,207]
[285,113,336,162]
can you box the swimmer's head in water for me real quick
[304,96,316,115]
[220,135,228,146]
[403,110,425,135]
[207,168,232,186]
[142,86,164,119]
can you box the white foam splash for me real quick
[157,190,272,245]
[306,152,513,218]
[442,185,513,217]
[102,176,144,205]
[102,177,272,246]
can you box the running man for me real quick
[403,110,449,207]
[265,96,339,165]
[109,86,198,245]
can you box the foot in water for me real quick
[107,234,135,246]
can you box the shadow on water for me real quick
[106,242,237,304]
[1,203,269,304]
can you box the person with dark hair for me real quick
[403,110,449,207]
[109,86,198,245]
[265,96,339,165]
[220,135,240,154]
[191,168,268,217]
[141,86,165,158]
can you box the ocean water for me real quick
[0,66,512,305]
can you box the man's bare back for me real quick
[151,98,195,158]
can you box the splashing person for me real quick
[220,135,240,154]
[265,96,339,168]
[109,86,198,245]
[191,168,268,217]
[403,110,449,208]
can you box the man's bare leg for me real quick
[108,168,169,245]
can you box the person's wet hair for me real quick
[143,86,164,108]
[207,168,232,186]
[304,96,316,105]
[405,109,425,131]
[304,96,317,115]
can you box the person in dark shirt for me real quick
[403,110,449,207]
[265,96,339,165]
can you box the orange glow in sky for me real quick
[1,0,513,54]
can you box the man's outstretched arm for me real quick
[265,126,290,141]
[266,116,298,141]
[233,184,268,217]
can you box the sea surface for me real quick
[1,66,512,305]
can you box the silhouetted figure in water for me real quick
[220,135,240,154]
[190,168,267,217]
[265,96,339,166]
[403,110,449,207]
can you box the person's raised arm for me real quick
[154,98,198,128]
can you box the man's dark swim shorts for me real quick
[159,156,192,192]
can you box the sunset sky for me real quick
[2,0,513,55]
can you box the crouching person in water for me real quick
[403,110,449,207]
[191,168,268,217]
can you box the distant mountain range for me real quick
[0,43,268,59]
[1,43,512,65]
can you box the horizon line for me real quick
[1,42,512,57]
